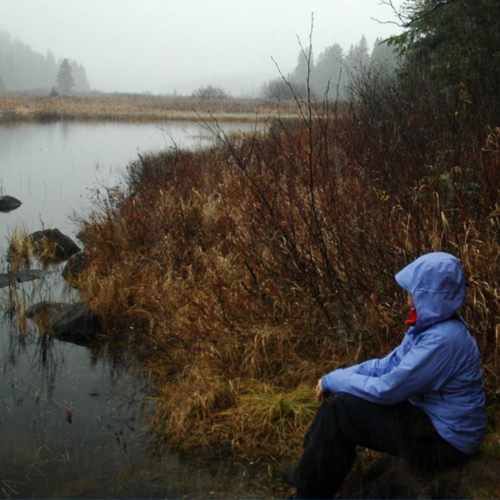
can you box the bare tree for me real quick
[192,84,229,99]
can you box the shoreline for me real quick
[0,93,296,123]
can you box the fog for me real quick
[0,0,404,96]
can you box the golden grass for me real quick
[6,227,32,271]
[149,359,319,460]
[0,94,296,123]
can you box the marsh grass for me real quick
[0,269,58,340]
[7,227,32,270]
[73,71,500,484]
[0,94,296,123]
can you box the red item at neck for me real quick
[405,308,418,326]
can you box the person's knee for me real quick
[332,392,360,409]
[328,393,358,427]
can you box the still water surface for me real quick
[0,121,281,499]
[0,120,247,243]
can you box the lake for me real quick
[0,120,281,499]
[0,120,251,243]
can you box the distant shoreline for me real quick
[0,93,296,123]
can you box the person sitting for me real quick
[283,252,487,499]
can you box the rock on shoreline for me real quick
[29,228,81,262]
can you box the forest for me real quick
[261,35,399,100]
[0,30,90,93]
[0,26,397,101]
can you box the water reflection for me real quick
[1,303,148,497]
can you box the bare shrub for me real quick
[191,84,230,100]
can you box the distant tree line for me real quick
[0,30,91,94]
[261,36,400,101]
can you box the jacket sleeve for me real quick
[341,337,409,378]
[322,333,453,405]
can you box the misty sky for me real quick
[0,0,405,95]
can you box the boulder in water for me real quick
[62,252,87,288]
[29,228,81,263]
[0,195,22,213]
[26,301,103,345]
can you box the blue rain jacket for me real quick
[322,252,487,454]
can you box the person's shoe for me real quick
[282,468,313,498]
[287,490,311,499]
[282,467,297,487]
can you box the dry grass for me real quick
[72,79,500,474]
[6,227,32,270]
[0,94,296,123]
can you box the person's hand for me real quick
[316,378,332,402]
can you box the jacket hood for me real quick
[395,252,466,333]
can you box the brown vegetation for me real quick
[74,73,500,471]
[0,94,295,123]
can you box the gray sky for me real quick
[0,0,404,95]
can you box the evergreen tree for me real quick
[344,35,370,78]
[390,0,500,125]
[55,58,75,94]
[371,37,400,72]
[0,74,6,93]
[71,61,91,92]
[292,48,313,82]
[313,43,345,99]
[290,47,314,98]
[45,50,58,88]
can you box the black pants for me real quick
[285,393,470,499]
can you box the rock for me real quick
[0,269,52,288]
[29,228,81,263]
[62,252,87,287]
[26,301,103,345]
[0,195,22,212]
[361,452,500,499]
